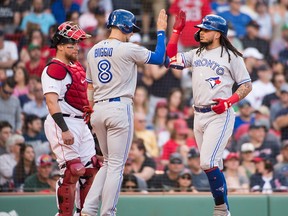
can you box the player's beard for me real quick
[65,52,78,62]
[200,39,213,48]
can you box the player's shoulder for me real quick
[46,60,67,80]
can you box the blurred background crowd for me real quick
[0,0,288,194]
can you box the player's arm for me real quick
[146,9,167,65]
[87,83,94,108]
[212,81,252,114]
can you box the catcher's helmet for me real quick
[195,14,228,36]
[50,21,91,48]
[107,9,140,34]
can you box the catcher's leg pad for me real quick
[57,158,85,216]
[79,167,97,208]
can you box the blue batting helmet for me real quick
[107,9,141,34]
[195,14,228,36]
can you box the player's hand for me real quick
[62,130,74,145]
[168,53,184,70]
[212,98,232,114]
[173,10,186,34]
[157,9,168,31]
[83,105,94,124]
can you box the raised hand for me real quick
[157,9,168,31]
[173,10,186,34]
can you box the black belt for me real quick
[62,113,83,119]
[95,97,121,103]
[194,105,213,113]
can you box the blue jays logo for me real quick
[216,186,225,193]
[206,77,221,89]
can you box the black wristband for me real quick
[52,112,69,132]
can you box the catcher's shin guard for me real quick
[57,158,85,216]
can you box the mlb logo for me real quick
[206,77,221,89]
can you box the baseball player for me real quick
[167,14,252,216]
[81,9,167,216]
[41,22,100,216]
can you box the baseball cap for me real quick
[6,134,25,147]
[28,43,41,51]
[227,29,236,37]
[188,147,200,159]
[36,154,53,167]
[156,100,168,109]
[254,105,270,117]
[247,20,260,29]
[225,152,239,161]
[252,156,264,163]
[169,152,183,164]
[249,119,270,131]
[280,83,288,93]
[237,99,251,108]
[243,47,264,60]
[173,118,189,135]
[241,142,255,152]
[179,168,192,177]
[257,64,270,72]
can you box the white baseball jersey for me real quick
[181,47,251,106]
[86,39,151,101]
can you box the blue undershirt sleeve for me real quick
[146,30,166,65]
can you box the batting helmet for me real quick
[195,14,228,36]
[50,21,91,48]
[107,9,140,34]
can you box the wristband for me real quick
[228,93,240,105]
[52,112,69,132]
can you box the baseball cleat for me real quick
[213,204,231,216]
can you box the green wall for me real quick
[0,194,287,216]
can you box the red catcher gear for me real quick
[46,59,89,112]
[57,158,85,216]
[79,168,97,208]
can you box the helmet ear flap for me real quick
[194,30,201,42]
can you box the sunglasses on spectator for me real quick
[2,88,13,95]
[180,175,191,180]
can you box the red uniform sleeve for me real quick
[47,63,67,80]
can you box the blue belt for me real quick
[194,106,212,113]
[95,97,121,103]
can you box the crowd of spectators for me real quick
[0,0,288,193]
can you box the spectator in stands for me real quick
[13,0,31,27]
[12,144,36,191]
[128,138,156,188]
[20,29,50,64]
[161,118,196,166]
[168,0,211,50]
[186,147,210,192]
[22,114,50,159]
[239,143,256,179]
[41,168,61,193]
[269,0,288,40]
[273,96,288,142]
[241,20,271,62]
[271,24,288,62]
[51,0,80,24]
[250,157,287,193]
[242,47,265,82]
[18,75,39,108]
[0,0,18,33]
[12,63,29,97]
[121,173,146,192]
[0,68,6,86]
[151,153,184,192]
[233,99,254,134]
[218,0,252,39]
[146,64,181,128]
[237,119,281,164]
[223,152,249,193]
[0,29,19,77]
[227,28,244,52]
[262,73,286,109]
[174,168,197,193]
[134,112,159,158]
[78,0,99,30]
[20,0,56,35]
[133,86,149,116]
[274,141,288,185]
[210,0,230,14]
[0,121,12,155]
[23,153,53,192]
[0,134,24,192]
[81,0,112,17]
[166,88,185,120]
[25,43,47,78]
[270,83,288,123]
[141,0,167,44]
[23,80,48,120]
[245,64,276,110]
[254,1,272,41]
[0,77,22,133]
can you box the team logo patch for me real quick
[206,77,221,89]
[216,186,225,193]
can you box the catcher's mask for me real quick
[50,21,91,48]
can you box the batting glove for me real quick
[169,53,185,70]
[173,10,186,34]
[83,105,94,124]
[212,94,240,114]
